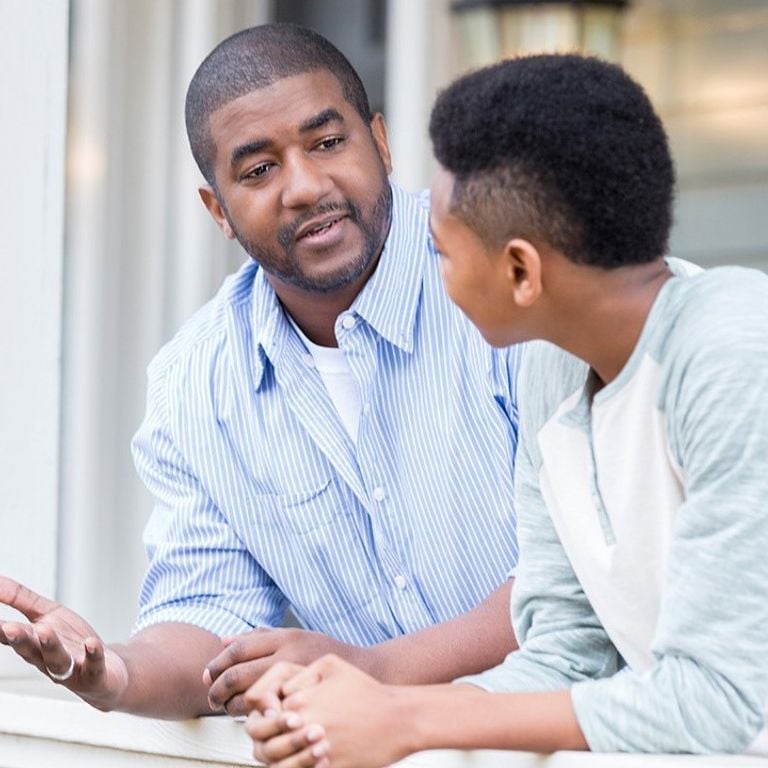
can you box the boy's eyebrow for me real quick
[299,108,345,133]
[229,108,345,169]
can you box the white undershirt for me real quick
[288,317,362,443]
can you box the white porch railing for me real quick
[2,677,767,768]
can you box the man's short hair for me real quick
[428,54,675,268]
[186,23,372,187]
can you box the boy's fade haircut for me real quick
[428,54,675,269]
[186,23,372,188]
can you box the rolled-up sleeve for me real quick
[131,361,287,636]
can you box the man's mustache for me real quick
[278,201,359,249]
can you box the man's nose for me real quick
[280,152,334,209]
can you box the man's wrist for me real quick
[346,643,390,682]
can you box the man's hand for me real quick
[0,576,129,711]
[206,582,516,717]
[205,627,369,716]
[244,655,408,768]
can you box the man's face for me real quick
[203,70,393,295]
[430,166,519,348]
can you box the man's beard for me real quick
[233,180,392,294]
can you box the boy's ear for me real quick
[199,185,235,239]
[370,113,393,175]
[503,238,542,307]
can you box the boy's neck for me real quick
[549,258,672,387]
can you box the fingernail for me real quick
[306,724,325,742]
[202,669,212,685]
[311,740,329,758]
[284,712,302,729]
[264,708,280,719]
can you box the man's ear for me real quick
[370,113,393,175]
[198,186,235,240]
[504,238,542,307]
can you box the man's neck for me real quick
[267,255,381,347]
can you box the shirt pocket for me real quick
[237,478,379,623]
[269,477,337,533]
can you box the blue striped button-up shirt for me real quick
[132,184,522,645]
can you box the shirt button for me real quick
[341,314,356,330]
[303,354,315,368]
[372,486,386,502]
[394,575,407,590]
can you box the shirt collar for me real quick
[250,266,291,390]
[249,183,430,388]
[350,184,429,353]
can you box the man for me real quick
[0,24,520,718]
[243,54,768,766]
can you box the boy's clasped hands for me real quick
[243,655,406,768]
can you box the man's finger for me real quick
[208,658,270,709]
[80,637,107,682]
[36,626,77,681]
[0,622,15,645]
[206,628,275,682]
[0,577,57,621]
[0,622,47,672]
[224,692,248,717]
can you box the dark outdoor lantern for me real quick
[451,0,630,68]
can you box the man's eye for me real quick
[243,163,272,179]
[317,136,344,151]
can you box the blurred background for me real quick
[1,0,766,654]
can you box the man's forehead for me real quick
[206,70,353,159]
[209,70,346,125]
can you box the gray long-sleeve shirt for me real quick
[462,265,768,753]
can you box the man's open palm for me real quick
[0,576,128,709]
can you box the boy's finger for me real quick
[256,723,326,764]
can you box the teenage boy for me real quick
[243,53,768,766]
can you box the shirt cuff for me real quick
[132,603,258,638]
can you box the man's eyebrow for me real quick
[228,109,345,168]
[299,108,345,133]
[230,138,272,168]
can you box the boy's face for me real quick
[429,166,521,348]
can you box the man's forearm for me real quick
[108,623,223,719]
[364,581,517,685]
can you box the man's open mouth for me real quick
[296,214,347,241]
